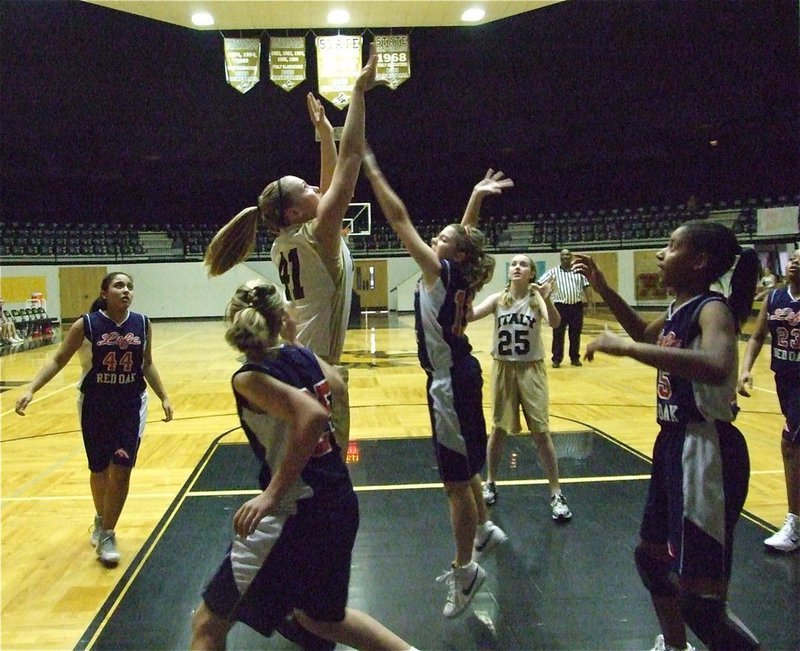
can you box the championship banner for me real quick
[374,34,410,89]
[316,35,362,109]
[269,36,306,91]
[223,38,261,94]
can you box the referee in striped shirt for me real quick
[538,248,592,368]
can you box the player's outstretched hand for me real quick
[354,42,378,92]
[533,277,556,301]
[473,169,514,198]
[306,92,333,136]
[572,253,608,292]
[585,326,628,362]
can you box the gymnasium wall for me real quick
[1,249,646,322]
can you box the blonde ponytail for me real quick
[204,207,260,277]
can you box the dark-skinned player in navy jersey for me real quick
[738,248,800,553]
[573,221,761,651]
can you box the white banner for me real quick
[374,34,410,89]
[223,38,261,94]
[757,206,799,237]
[316,35,362,109]
[269,36,306,91]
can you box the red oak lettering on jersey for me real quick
[95,372,137,384]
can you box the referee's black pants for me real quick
[551,302,584,365]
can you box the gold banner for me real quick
[374,34,410,90]
[316,35,362,109]
[269,36,306,91]
[224,38,260,94]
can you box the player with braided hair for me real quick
[191,279,417,651]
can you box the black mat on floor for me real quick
[79,435,799,651]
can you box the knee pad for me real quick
[634,546,678,598]
[679,593,760,650]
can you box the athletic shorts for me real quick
[426,355,487,482]
[202,489,359,636]
[640,420,750,582]
[491,359,549,434]
[775,373,800,444]
[78,390,147,472]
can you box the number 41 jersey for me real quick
[271,222,353,364]
[491,295,545,362]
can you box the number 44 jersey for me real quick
[79,309,148,395]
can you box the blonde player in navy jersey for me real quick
[191,280,418,651]
[363,147,512,619]
[205,43,379,465]
[738,248,800,552]
[15,272,173,567]
[574,221,761,651]
[469,254,572,520]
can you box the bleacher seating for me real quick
[0,194,795,263]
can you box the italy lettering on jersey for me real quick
[766,287,800,376]
[655,293,732,425]
[414,258,473,374]
[492,295,544,362]
[232,345,349,508]
[80,310,147,395]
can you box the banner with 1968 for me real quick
[374,34,410,89]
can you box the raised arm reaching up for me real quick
[307,92,336,194]
[312,42,377,254]
[461,168,514,228]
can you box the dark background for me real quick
[2,0,798,228]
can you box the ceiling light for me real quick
[461,7,485,22]
[191,11,214,27]
[327,9,350,25]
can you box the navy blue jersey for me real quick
[766,287,800,378]
[79,310,148,396]
[655,292,738,425]
[232,345,350,509]
[414,258,473,373]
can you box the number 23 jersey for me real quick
[491,295,545,362]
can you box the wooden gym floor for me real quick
[1,312,798,650]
